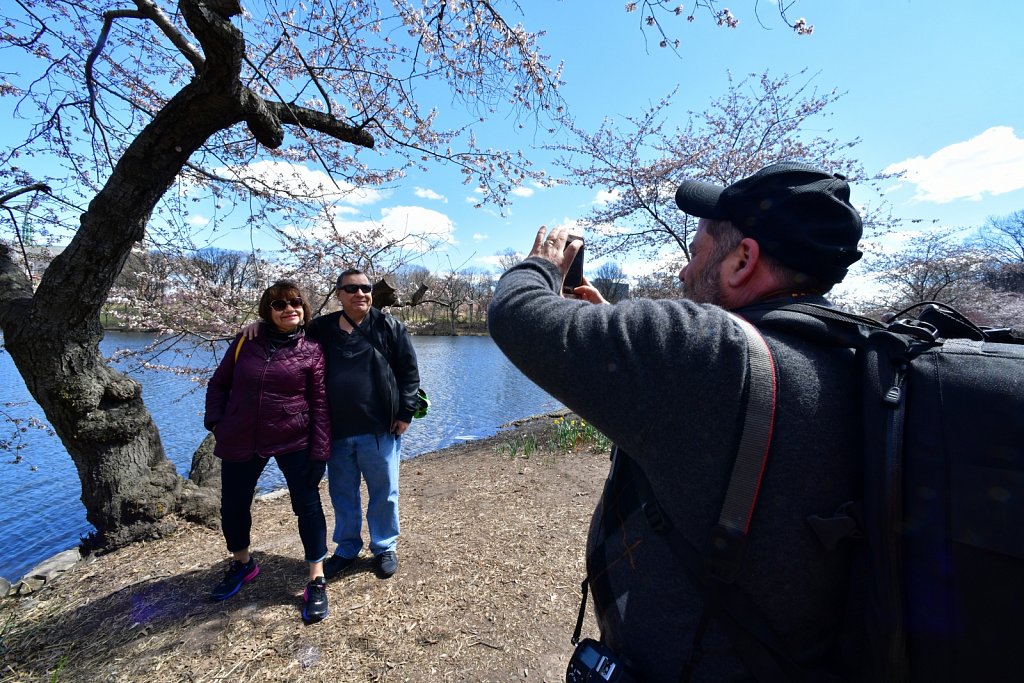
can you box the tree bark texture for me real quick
[0,315,185,547]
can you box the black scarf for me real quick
[265,326,301,353]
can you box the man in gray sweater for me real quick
[488,162,864,681]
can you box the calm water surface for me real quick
[0,333,560,582]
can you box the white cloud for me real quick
[475,254,508,270]
[462,186,490,205]
[414,187,447,203]
[884,126,1024,203]
[472,232,488,242]
[593,189,621,206]
[831,270,882,303]
[217,160,386,206]
[378,205,457,246]
[589,220,630,237]
[284,204,457,253]
[186,214,210,226]
[550,218,584,233]
[511,186,535,198]
[614,252,682,279]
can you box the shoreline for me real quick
[2,410,572,594]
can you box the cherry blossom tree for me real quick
[973,210,1024,265]
[552,70,894,277]
[626,0,814,51]
[0,0,565,550]
[495,247,524,274]
[592,261,628,302]
[630,269,682,300]
[862,227,1024,328]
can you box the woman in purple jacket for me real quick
[204,280,332,624]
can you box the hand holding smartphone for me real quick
[562,234,584,295]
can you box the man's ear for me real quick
[724,237,761,288]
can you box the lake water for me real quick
[0,333,561,583]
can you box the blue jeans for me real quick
[327,433,401,557]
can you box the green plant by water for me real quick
[550,416,610,454]
[495,415,611,459]
[495,431,540,459]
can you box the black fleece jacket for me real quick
[488,257,860,682]
[308,308,420,438]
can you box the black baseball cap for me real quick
[674,161,863,284]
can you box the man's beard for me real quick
[680,258,724,305]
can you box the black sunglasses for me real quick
[339,284,372,294]
[269,298,303,311]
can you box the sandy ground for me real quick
[0,413,610,682]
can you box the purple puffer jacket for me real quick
[204,329,331,462]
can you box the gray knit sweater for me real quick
[488,258,860,682]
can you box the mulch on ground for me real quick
[0,413,609,682]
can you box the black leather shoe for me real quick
[323,553,356,580]
[375,550,398,578]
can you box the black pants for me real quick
[220,449,328,563]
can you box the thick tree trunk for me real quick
[0,0,251,551]
[2,316,184,547]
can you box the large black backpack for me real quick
[738,301,1024,682]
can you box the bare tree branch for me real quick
[0,183,52,207]
[133,0,205,69]
[264,100,375,149]
[0,183,53,281]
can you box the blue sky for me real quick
[8,1,1024,297]
[227,0,1024,295]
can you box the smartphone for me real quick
[563,235,585,294]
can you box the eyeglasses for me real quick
[339,284,372,294]
[269,298,303,311]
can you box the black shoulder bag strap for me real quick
[574,313,798,681]
[343,310,430,423]
[677,313,800,682]
[342,310,388,359]
[342,310,400,404]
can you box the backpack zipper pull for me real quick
[884,363,907,407]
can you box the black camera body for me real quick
[566,638,637,683]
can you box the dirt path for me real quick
[0,414,609,682]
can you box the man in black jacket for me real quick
[488,162,864,681]
[310,268,421,580]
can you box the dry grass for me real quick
[0,414,608,682]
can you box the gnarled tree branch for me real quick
[265,100,375,150]
[0,183,52,207]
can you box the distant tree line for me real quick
[104,246,505,337]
